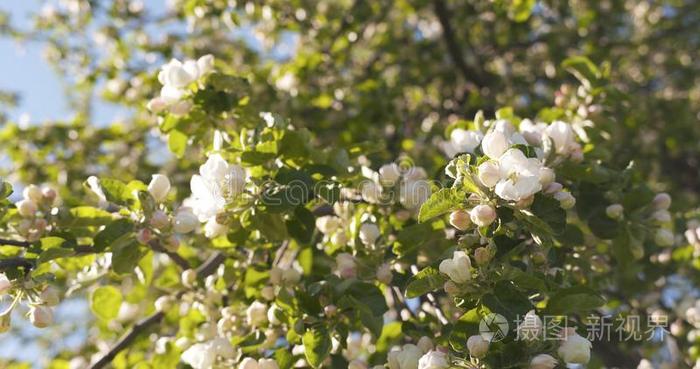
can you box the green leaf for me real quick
[303,327,332,368]
[98,178,132,205]
[545,286,605,315]
[94,219,134,252]
[112,240,144,275]
[418,188,460,222]
[0,182,13,199]
[275,348,294,369]
[405,267,448,298]
[530,194,567,234]
[90,286,122,321]
[168,129,188,157]
[508,0,535,22]
[481,280,533,323]
[562,56,601,89]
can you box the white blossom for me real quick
[417,350,449,369]
[336,253,357,278]
[529,354,558,369]
[190,154,246,222]
[470,204,497,227]
[477,161,501,188]
[0,273,11,294]
[606,204,624,219]
[388,344,423,369]
[359,223,381,246]
[439,251,471,284]
[246,300,268,326]
[148,174,171,202]
[544,121,577,155]
[29,305,53,328]
[379,163,401,184]
[516,310,543,341]
[467,335,489,358]
[481,130,510,159]
[173,207,199,234]
[316,215,341,235]
[449,129,483,154]
[204,218,228,238]
[494,149,544,202]
[557,329,592,364]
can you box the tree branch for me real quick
[148,239,191,270]
[88,252,226,369]
[433,0,488,89]
[0,257,35,271]
[0,238,31,247]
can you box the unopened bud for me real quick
[16,200,37,218]
[155,296,174,312]
[181,269,197,288]
[652,193,671,210]
[474,247,492,266]
[654,229,674,247]
[606,204,624,220]
[470,204,497,227]
[324,304,337,317]
[449,210,471,231]
[136,228,152,244]
[150,210,170,229]
[29,305,53,328]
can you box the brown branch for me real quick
[0,257,35,270]
[433,0,488,89]
[88,252,226,369]
[148,239,190,270]
[0,238,31,247]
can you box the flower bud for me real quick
[0,313,10,333]
[41,187,57,203]
[261,286,276,301]
[467,335,489,358]
[516,310,543,340]
[376,263,393,285]
[259,358,280,369]
[652,210,672,223]
[147,97,168,113]
[164,235,180,252]
[16,199,37,218]
[336,253,357,278]
[136,228,152,244]
[474,247,492,266]
[29,305,53,328]
[173,207,199,233]
[150,210,170,229]
[148,174,171,202]
[181,269,197,288]
[155,296,174,312]
[543,182,563,195]
[324,304,338,317]
[379,163,401,184]
[170,100,192,116]
[470,204,497,227]
[443,281,459,295]
[23,185,43,202]
[529,354,557,369]
[239,357,259,369]
[652,193,671,210]
[606,204,624,220]
[554,191,576,209]
[538,167,555,186]
[359,223,381,246]
[654,229,674,247]
[449,210,471,231]
[417,337,434,353]
[40,287,60,306]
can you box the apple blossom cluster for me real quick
[147,54,215,115]
[184,153,247,238]
[0,273,60,332]
[14,184,58,242]
[606,192,675,247]
[359,162,432,211]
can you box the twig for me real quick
[0,257,35,271]
[148,239,190,270]
[0,238,31,247]
[88,252,226,369]
[433,0,488,89]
